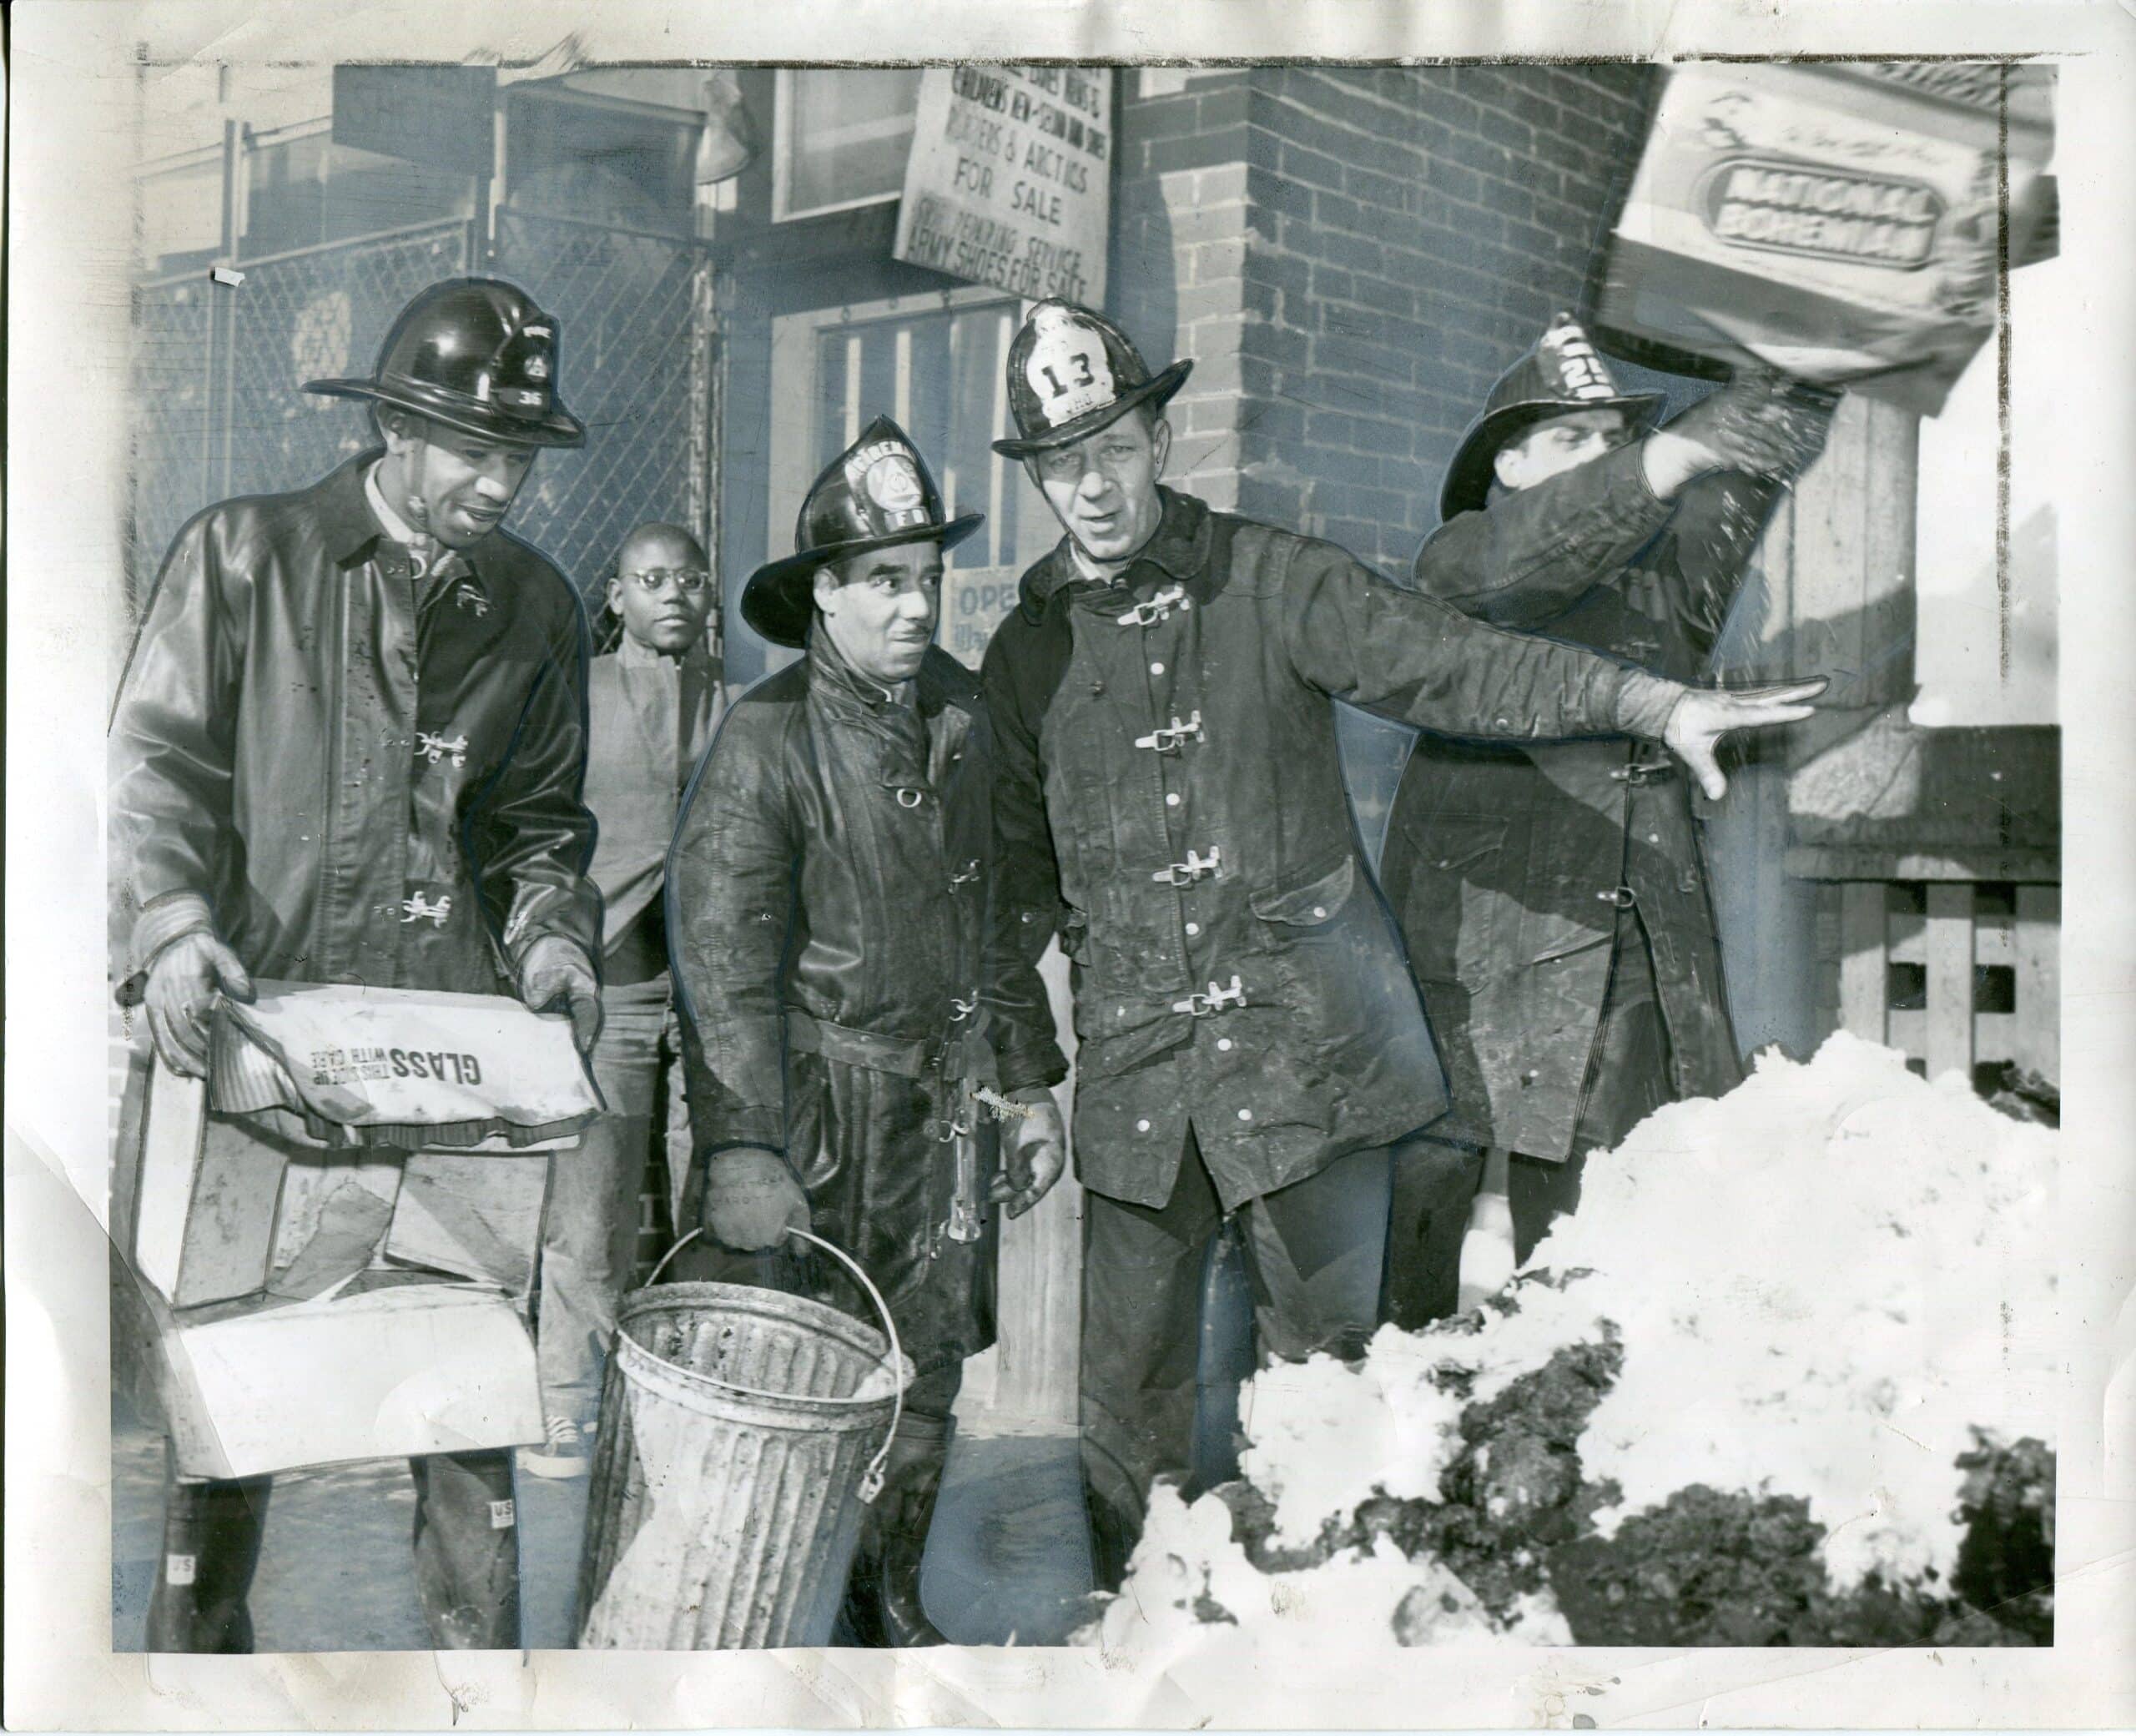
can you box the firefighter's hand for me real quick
[1663,678,1830,801]
[518,936,602,1053]
[144,929,254,1079]
[991,1091,1068,1220]
[1649,380,1836,493]
[702,1146,812,1251]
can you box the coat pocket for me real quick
[1248,853,1428,1071]
[1385,810,1511,986]
[1247,857,1355,928]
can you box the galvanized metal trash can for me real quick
[577,1230,912,1649]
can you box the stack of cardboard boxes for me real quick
[113,982,601,1479]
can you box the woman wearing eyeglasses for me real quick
[523,523,726,1482]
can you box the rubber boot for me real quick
[1084,1486,1142,1598]
[839,1417,950,1648]
[410,1450,523,1650]
[145,1459,273,1653]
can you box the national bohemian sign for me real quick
[1598,63,2053,416]
[1702,160,1944,270]
[894,67,1112,305]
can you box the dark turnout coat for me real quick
[1378,443,1781,1162]
[109,451,601,997]
[981,487,1685,1213]
[668,636,1056,1375]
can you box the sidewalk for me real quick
[112,1396,1095,1650]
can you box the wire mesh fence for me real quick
[124,214,715,636]
[491,209,712,610]
[128,277,219,612]
[223,223,473,503]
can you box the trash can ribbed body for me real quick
[577,1281,908,1649]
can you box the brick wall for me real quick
[1110,64,1660,576]
[1107,65,1660,850]
[1111,71,1257,515]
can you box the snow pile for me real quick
[1544,1034,2057,1588]
[1087,1034,2057,1652]
[1238,1276,1612,1549]
[1082,1483,1569,1661]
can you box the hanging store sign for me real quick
[1597,63,2053,416]
[332,64,497,179]
[894,66,1111,305]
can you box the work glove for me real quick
[702,1145,812,1251]
[518,935,602,1053]
[990,1087,1069,1220]
[1653,376,1836,487]
[143,928,254,1078]
[1663,677,1830,801]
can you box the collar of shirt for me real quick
[365,460,424,546]
[615,632,719,675]
[807,623,919,712]
[1038,486,1212,607]
[360,457,494,611]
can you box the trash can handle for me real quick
[786,1227,903,1505]
[646,1226,904,1505]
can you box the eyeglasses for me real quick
[622,568,711,595]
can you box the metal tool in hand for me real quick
[930,1089,986,1245]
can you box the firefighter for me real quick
[668,417,1069,1647]
[111,277,603,1649]
[1378,313,1836,1323]
[975,299,1829,1588]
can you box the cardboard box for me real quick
[155,1278,544,1479]
[384,1150,551,1296]
[112,981,602,1476]
[131,1060,289,1309]
[1597,63,2055,415]
[211,979,603,1148]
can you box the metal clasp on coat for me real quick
[416,729,469,767]
[1173,974,1247,1018]
[949,994,979,1022]
[1597,885,1639,909]
[894,787,926,809]
[929,1105,977,1143]
[1609,758,1674,786]
[400,892,453,927]
[1117,585,1191,627]
[948,858,981,887]
[1153,845,1222,888]
[1134,712,1206,755]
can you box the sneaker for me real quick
[520,1415,592,1479]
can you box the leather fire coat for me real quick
[670,635,1055,1150]
[669,635,1057,1367]
[980,486,1687,1213]
[109,451,600,998]
[1378,444,1781,1161]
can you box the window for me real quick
[240,125,475,259]
[505,87,702,237]
[1911,259,2061,728]
[773,68,923,222]
[768,290,1057,668]
[137,150,225,280]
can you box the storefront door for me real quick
[768,285,1082,1430]
[768,287,1060,669]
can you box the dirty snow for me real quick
[1081,1484,1569,1659]
[1546,1034,2058,1588]
[1093,1034,2057,1647]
